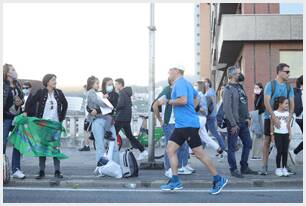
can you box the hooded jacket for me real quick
[115,87,133,122]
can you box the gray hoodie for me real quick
[86,89,108,122]
[222,83,250,127]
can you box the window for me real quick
[279,51,303,79]
[280,3,303,14]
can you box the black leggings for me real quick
[294,119,303,155]
[274,133,289,168]
[115,121,145,152]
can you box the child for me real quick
[271,96,291,177]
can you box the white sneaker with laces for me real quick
[12,169,26,179]
[275,168,283,177]
[178,167,192,175]
[137,150,148,161]
[282,167,290,177]
[185,165,195,173]
[164,168,172,178]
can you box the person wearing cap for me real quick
[160,65,228,195]
[25,74,68,179]
[222,66,257,178]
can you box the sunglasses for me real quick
[282,70,290,74]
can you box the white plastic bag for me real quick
[99,160,122,179]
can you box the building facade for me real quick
[199,3,303,107]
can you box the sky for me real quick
[3,3,195,88]
[280,3,303,14]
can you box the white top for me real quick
[158,95,175,124]
[43,92,59,122]
[96,92,114,115]
[273,110,289,134]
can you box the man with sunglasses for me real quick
[260,63,295,175]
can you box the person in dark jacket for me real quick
[23,81,37,117]
[114,78,148,160]
[25,74,68,179]
[3,63,26,179]
[254,82,265,114]
[250,82,265,160]
[291,75,303,161]
[223,66,257,178]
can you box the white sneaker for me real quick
[288,150,296,165]
[93,167,100,176]
[164,168,172,178]
[178,167,192,175]
[12,169,26,179]
[275,168,283,177]
[185,165,195,173]
[137,150,148,161]
[282,167,290,177]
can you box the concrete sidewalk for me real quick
[4,145,303,189]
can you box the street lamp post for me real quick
[148,1,156,163]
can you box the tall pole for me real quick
[148,2,156,162]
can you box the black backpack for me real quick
[294,88,303,116]
[119,149,139,178]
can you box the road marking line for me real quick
[3,187,303,193]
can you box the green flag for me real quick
[9,115,68,159]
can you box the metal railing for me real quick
[61,112,149,147]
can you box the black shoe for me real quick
[54,170,63,178]
[104,131,115,141]
[35,171,45,180]
[241,167,258,175]
[231,169,244,178]
[78,145,90,151]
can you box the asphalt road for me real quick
[3,187,303,203]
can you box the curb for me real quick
[5,177,303,189]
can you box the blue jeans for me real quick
[206,116,226,151]
[92,118,120,164]
[162,124,189,170]
[3,119,22,173]
[226,121,252,172]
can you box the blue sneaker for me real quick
[160,178,183,191]
[210,177,228,195]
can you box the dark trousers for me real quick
[39,157,60,172]
[226,121,252,172]
[274,133,289,168]
[294,119,303,155]
[3,119,22,173]
[115,121,145,152]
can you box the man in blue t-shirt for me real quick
[260,63,295,175]
[160,66,228,195]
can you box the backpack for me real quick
[269,80,291,109]
[216,102,226,129]
[206,95,214,116]
[294,88,303,116]
[119,149,139,178]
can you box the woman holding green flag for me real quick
[3,64,25,179]
[25,74,68,179]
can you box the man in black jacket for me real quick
[114,78,148,161]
